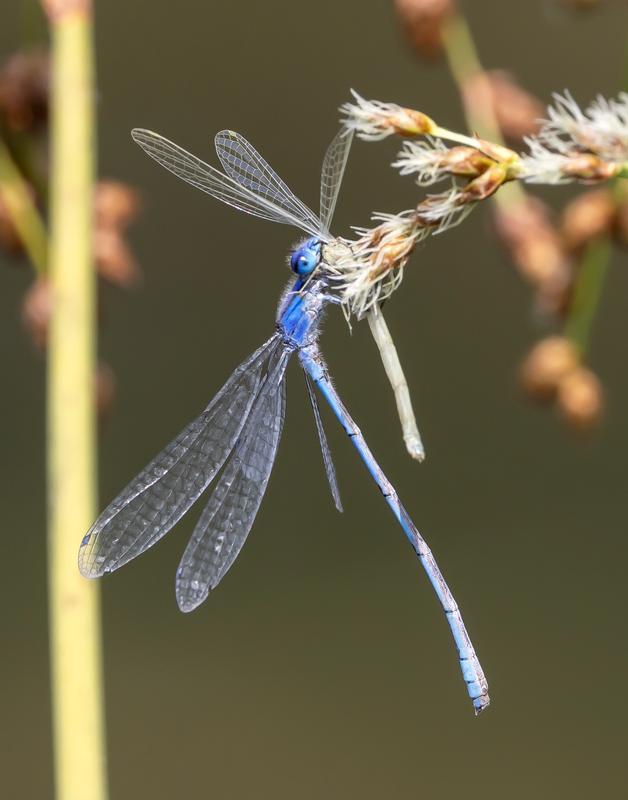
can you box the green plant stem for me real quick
[0,136,47,274]
[563,238,612,357]
[442,12,525,210]
[563,41,628,356]
[46,4,107,800]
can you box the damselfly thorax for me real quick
[277,237,354,348]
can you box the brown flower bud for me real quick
[462,71,544,143]
[94,227,141,288]
[438,146,494,178]
[394,0,455,60]
[368,236,415,281]
[519,336,580,402]
[95,180,141,230]
[0,50,49,133]
[561,188,615,253]
[474,137,519,167]
[562,153,617,182]
[21,277,52,349]
[388,107,436,137]
[459,163,507,203]
[493,196,571,306]
[556,366,603,430]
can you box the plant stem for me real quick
[563,237,612,357]
[45,2,107,799]
[0,136,47,274]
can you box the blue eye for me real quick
[290,241,321,276]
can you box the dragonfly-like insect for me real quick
[78,125,489,714]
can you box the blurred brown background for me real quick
[2,1,628,797]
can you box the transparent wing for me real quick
[304,372,342,512]
[132,129,323,237]
[79,335,281,578]
[320,128,353,233]
[176,347,290,612]
[214,130,327,240]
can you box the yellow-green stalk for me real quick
[44,0,107,798]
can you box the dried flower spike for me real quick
[329,211,426,318]
[393,139,494,185]
[340,91,438,141]
[519,139,620,185]
[537,91,628,163]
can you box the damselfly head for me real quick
[289,237,321,277]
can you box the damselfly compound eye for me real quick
[289,239,321,276]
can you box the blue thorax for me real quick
[277,273,329,350]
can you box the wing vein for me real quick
[79,335,281,577]
[176,347,290,611]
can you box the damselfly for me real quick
[79,126,489,713]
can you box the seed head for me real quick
[538,91,628,163]
[95,180,141,230]
[94,180,142,287]
[340,91,437,141]
[393,0,455,60]
[331,211,425,318]
[393,139,493,185]
[493,196,570,307]
[94,228,141,288]
[561,188,616,253]
[519,336,580,401]
[556,366,603,430]
[458,163,509,203]
[0,50,49,133]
